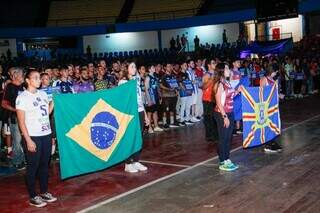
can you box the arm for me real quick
[1,87,16,112]
[160,83,173,91]
[260,77,267,87]
[144,77,152,106]
[16,109,36,152]
[1,100,16,112]
[49,101,54,114]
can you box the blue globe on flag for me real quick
[90,112,119,149]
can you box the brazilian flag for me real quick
[54,80,142,179]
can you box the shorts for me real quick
[145,104,159,113]
[3,123,11,135]
[162,97,177,112]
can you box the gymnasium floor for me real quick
[0,95,320,213]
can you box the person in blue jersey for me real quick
[118,62,150,173]
[159,63,180,128]
[16,70,57,208]
[145,65,163,133]
[186,59,200,123]
[177,62,194,126]
[52,66,74,94]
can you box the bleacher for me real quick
[128,0,202,22]
[47,0,125,26]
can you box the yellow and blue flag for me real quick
[241,84,281,148]
[54,80,142,179]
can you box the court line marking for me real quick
[139,160,190,168]
[79,113,320,213]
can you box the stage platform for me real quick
[0,95,320,213]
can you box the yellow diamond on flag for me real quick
[66,98,133,162]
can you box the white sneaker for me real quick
[191,117,200,122]
[132,162,148,171]
[153,127,164,132]
[148,128,154,134]
[124,163,139,173]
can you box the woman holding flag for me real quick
[212,63,240,171]
[260,66,282,153]
[118,62,150,173]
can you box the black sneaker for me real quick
[179,121,186,126]
[264,144,278,153]
[271,142,282,152]
[29,196,47,207]
[163,124,170,129]
[40,192,57,203]
[14,163,26,171]
[185,120,194,125]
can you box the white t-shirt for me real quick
[118,78,145,112]
[16,90,52,137]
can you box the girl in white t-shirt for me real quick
[118,62,150,173]
[16,70,57,208]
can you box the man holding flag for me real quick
[241,65,282,150]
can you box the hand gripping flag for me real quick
[54,80,142,179]
[241,84,281,148]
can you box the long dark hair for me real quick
[211,62,226,102]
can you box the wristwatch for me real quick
[222,114,227,118]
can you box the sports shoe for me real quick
[185,120,194,125]
[40,192,57,203]
[148,128,154,134]
[179,121,186,126]
[124,163,139,173]
[132,162,148,171]
[264,144,278,153]
[29,196,47,208]
[271,142,282,152]
[191,117,200,122]
[225,159,239,169]
[169,122,180,128]
[153,127,164,132]
[14,163,26,171]
[219,160,238,171]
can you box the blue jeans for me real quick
[9,118,25,166]
[214,112,234,162]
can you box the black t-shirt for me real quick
[2,83,24,121]
[160,74,178,97]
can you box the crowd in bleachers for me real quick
[0,35,319,170]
